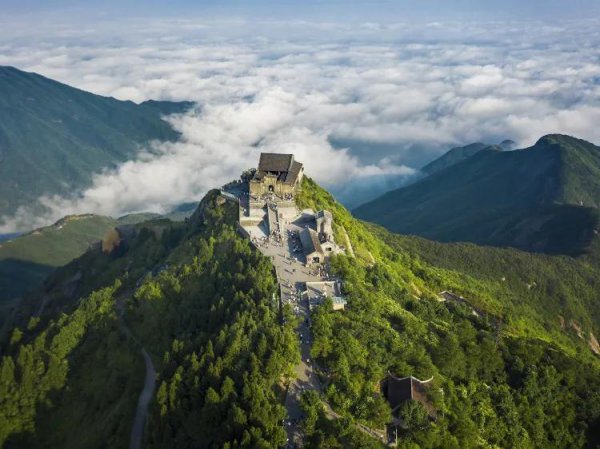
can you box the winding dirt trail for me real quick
[116,297,156,449]
[129,347,156,449]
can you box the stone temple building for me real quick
[316,210,333,242]
[299,210,336,265]
[249,153,304,198]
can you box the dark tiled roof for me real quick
[258,153,294,173]
[284,160,303,184]
[300,228,323,255]
[253,153,303,185]
[385,376,414,409]
[383,375,436,418]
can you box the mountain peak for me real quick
[535,133,591,148]
[356,134,600,255]
[421,141,507,175]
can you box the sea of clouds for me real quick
[0,17,599,231]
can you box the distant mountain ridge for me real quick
[354,134,600,255]
[421,139,516,175]
[0,66,193,220]
[0,203,196,310]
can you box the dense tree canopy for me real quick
[1,179,599,449]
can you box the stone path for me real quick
[251,212,326,447]
[129,347,156,449]
[340,227,355,258]
[237,193,386,447]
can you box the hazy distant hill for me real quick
[355,134,600,255]
[0,66,192,219]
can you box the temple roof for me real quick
[258,153,294,173]
[383,374,436,418]
[286,160,303,184]
[253,153,303,185]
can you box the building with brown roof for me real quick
[249,153,304,198]
[381,374,436,420]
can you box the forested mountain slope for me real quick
[0,213,164,315]
[296,178,600,448]
[354,134,600,255]
[1,179,599,448]
[1,190,299,448]
[0,66,192,219]
[0,215,118,306]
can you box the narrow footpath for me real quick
[129,347,156,449]
[116,298,157,449]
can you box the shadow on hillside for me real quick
[0,258,55,303]
[500,204,600,257]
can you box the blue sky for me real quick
[4,0,600,21]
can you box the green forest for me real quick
[0,191,299,448]
[1,178,599,448]
[297,177,600,448]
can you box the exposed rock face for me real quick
[590,332,600,355]
[570,319,584,339]
[102,228,122,254]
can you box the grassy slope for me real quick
[354,135,600,255]
[0,66,191,217]
[370,224,600,351]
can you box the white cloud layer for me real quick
[0,17,599,231]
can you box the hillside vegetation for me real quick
[0,213,166,317]
[0,190,299,448]
[0,215,116,303]
[1,179,599,448]
[354,134,600,255]
[0,66,192,220]
[297,177,600,448]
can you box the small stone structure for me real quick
[316,210,333,242]
[298,210,337,265]
[249,153,304,198]
[300,228,324,264]
[305,280,347,311]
